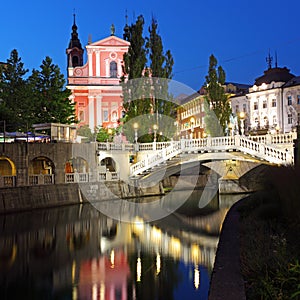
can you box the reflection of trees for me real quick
[128,251,182,300]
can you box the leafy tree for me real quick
[204,54,231,136]
[77,125,95,142]
[0,49,31,131]
[28,56,76,125]
[146,17,176,139]
[121,16,176,142]
[96,126,115,142]
[121,15,151,142]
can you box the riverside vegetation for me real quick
[239,165,300,299]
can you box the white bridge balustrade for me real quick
[29,174,54,185]
[65,172,89,183]
[128,133,296,177]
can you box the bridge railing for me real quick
[238,136,294,165]
[65,172,89,183]
[130,143,181,176]
[0,175,16,187]
[29,174,55,185]
[98,172,120,181]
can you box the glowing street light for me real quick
[133,122,138,143]
[239,112,245,135]
[153,124,158,143]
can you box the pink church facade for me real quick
[66,18,130,132]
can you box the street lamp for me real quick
[153,124,158,143]
[239,112,245,135]
[228,122,233,136]
[133,122,138,143]
[275,124,280,134]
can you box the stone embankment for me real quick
[0,181,164,214]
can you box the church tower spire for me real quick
[66,13,84,68]
[123,11,130,41]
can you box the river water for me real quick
[0,190,245,300]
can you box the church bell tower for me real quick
[66,14,83,69]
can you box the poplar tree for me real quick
[121,16,175,142]
[204,54,231,136]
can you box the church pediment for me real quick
[89,36,130,47]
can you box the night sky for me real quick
[1,0,300,91]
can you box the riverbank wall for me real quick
[0,180,165,214]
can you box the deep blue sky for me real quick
[1,0,300,91]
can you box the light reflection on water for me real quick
[0,190,246,300]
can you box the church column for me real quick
[88,50,93,77]
[96,50,100,77]
[88,95,95,131]
[96,95,103,128]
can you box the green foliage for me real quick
[77,125,95,142]
[121,16,176,142]
[95,127,115,142]
[28,56,76,125]
[240,166,300,299]
[0,49,30,131]
[204,54,231,136]
[0,50,76,132]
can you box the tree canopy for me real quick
[204,54,231,136]
[121,15,176,142]
[0,50,76,132]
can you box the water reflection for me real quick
[0,190,247,300]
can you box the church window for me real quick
[103,110,109,122]
[79,110,84,121]
[110,61,117,78]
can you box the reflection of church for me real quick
[66,15,130,132]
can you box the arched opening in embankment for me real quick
[29,156,55,185]
[0,156,17,187]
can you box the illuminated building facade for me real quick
[66,16,130,132]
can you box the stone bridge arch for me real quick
[0,156,17,187]
[65,156,89,183]
[29,156,55,185]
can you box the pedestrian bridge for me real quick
[127,133,295,178]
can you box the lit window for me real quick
[288,114,292,124]
[263,101,267,109]
[287,96,292,106]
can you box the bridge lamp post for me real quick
[190,117,195,139]
[239,112,245,135]
[153,124,158,143]
[133,122,138,143]
[228,122,233,137]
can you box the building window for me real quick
[103,110,109,122]
[272,99,276,107]
[111,111,118,122]
[254,102,258,110]
[110,61,117,78]
[288,114,292,124]
[263,101,267,109]
[287,96,292,106]
[272,115,277,125]
[235,105,239,113]
[298,113,300,123]
[243,103,246,112]
[297,95,300,105]
[263,116,269,127]
[79,110,84,121]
